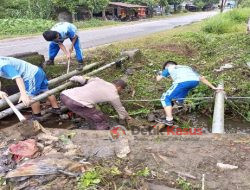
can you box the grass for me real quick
[0,18,55,38]
[0,18,121,39]
[82,10,250,121]
[202,8,250,34]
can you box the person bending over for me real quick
[43,22,84,71]
[61,76,131,130]
[156,61,223,126]
[0,56,60,120]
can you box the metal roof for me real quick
[109,2,147,8]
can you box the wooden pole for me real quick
[212,82,225,134]
[0,57,128,120]
[0,61,101,111]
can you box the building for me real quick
[106,2,147,21]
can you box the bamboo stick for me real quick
[0,57,128,119]
[0,61,101,111]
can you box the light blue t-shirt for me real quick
[162,65,200,84]
[51,22,77,42]
[0,56,38,81]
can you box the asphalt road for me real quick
[0,11,217,58]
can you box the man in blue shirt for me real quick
[157,61,222,126]
[43,22,84,71]
[0,56,60,120]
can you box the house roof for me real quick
[109,2,147,8]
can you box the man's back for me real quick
[62,77,119,108]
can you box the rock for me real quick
[217,163,238,170]
[247,62,250,68]
[125,68,135,75]
[147,113,155,122]
[121,49,141,60]
[115,137,130,159]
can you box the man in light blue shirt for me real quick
[0,56,60,120]
[43,22,84,70]
[157,61,222,126]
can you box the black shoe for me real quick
[77,64,84,71]
[31,115,44,122]
[48,108,62,115]
[45,60,54,65]
[156,118,174,126]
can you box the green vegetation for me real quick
[0,19,55,37]
[202,8,250,34]
[239,0,250,8]
[84,9,249,121]
[77,169,101,189]
[0,0,188,20]
[0,18,121,39]
[75,18,121,29]
[77,166,150,189]
[177,177,193,190]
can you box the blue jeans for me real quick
[49,38,84,63]
[161,81,199,107]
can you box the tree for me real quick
[159,0,169,15]
[93,0,110,20]
[193,0,220,11]
[79,0,110,19]
[167,0,184,12]
[193,0,206,10]
[51,0,78,13]
[238,0,250,7]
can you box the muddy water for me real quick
[0,113,249,134]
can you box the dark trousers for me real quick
[61,94,109,130]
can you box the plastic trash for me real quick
[217,163,238,170]
[8,139,38,162]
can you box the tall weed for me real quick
[202,8,250,34]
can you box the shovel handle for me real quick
[67,59,70,74]
[3,95,26,122]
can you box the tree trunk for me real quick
[102,10,107,20]
[174,4,177,12]
[220,0,227,13]
[89,10,93,19]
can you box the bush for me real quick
[202,8,250,34]
[225,8,250,23]
[0,19,55,36]
[75,18,120,29]
[239,0,250,8]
